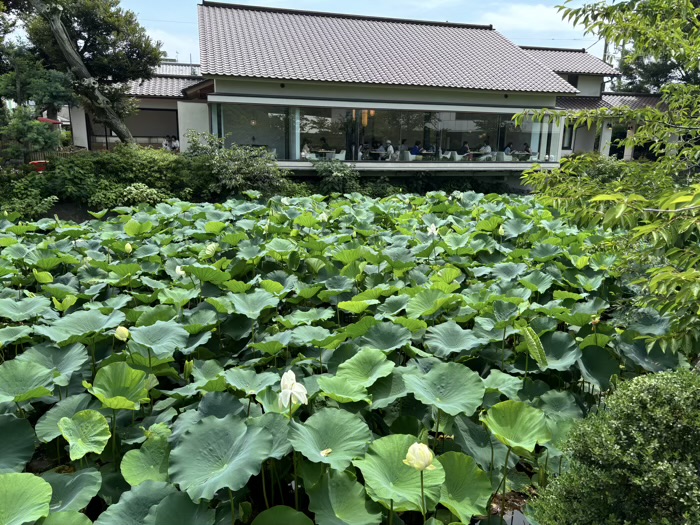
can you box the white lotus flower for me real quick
[318,212,329,223]
[279,370,308,408]
[403,443,436,471]
[115,326,130,342]
[427,224,439,237]
[175,265,186,278]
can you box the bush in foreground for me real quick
[530,369,700,525]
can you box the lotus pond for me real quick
[0,191,679,525]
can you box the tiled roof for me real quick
[522,46,619,76]
[556,93,664,112]
[556,96,612,111]
[128,76,203,98]
[155,63,202,77]
[602,92,662,110]
[198,2,577,94]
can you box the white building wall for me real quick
[177,101,209,152]
[69,106,89,149]
[576,76,604,97]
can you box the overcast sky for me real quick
[119,0,604,64]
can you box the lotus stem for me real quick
[228,488,235,525]
[420,470,426,521]
[247,396,252,417]
[293,451,299,510]
[389,499,394,525]
[261,461,270,509]
[489,438,495,483]
[501,447,512,521]
[112,410,118,470]
[433,409,441,453]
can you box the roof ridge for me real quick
[602,91,661,96]
[200,1,494,31]
[521,45,587,53]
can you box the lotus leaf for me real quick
[481,400,551,455]
[0,415,36,473]
[289,408,372,470]
[404,362,485,416]
[84,362,154,411]
[169,415,272,501]
[307,470,383,525]
[353,434,445,513]
[0,473,53,525]
[93,481,176,525]
[0,359,54,403]
[143,492,215,525]
[121,424,171,486]
[437,452,492,522]
[129,320,190,359]
[424,321,487,357]
[251,507,313,525]
[58,410,111,461]
[41,468,102,513]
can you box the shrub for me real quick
[314,159,361,194]
[184,130,291,197]
[0,168,58,219]
[530,369,700,525]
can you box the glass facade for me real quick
[214,103,561,163]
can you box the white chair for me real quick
[452,152,464,161]
[335,150,346,161]
[408,153,417,161]
[441,150,454,160]
[306,153,318,161]
[495,152,512,162]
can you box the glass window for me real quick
[221,104,289,159]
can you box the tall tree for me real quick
[6,0,163,143]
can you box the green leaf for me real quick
[16,343,88,387]
[130,320,190,359]
[144,492,215,525]
[93,481,176,525]
[85,362,154,411]
[41,468,101,513]
[541,332,581,371]
[34,269,54,284]
[223,368,279,396]
[359,322,411,352]
[289,408,372,471]
[481,400,551,455]
[338,301,378,314]
[0,359,54,403]
[578,346,620,391]
[169,415,272,501]
[36,394,96,443]
[121,424,171,486]
[404,362,485,416]
[251,507,313,525]
[34,310,125,344]
[184,265,230,284]
[335,348,394,388]
[0,296,51,322]
[58,410,111,461]
[406,289,459,318]
[424,321,487,357]
[307,470,382,525]
[0,415,36,473]
[317,375,370,404]
[0,473,52,525]
[520,327,548,370]
[353,434,445,513]
[519,271,554,294]
[437,452,492,522]
[230,290,280,319]
[40,511,93,525]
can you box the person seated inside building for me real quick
[523,142,531,154]
[458,141,470,155]
[504,142,513,155]
[410,140,423,155]
[301,139,311,158]
[318,137,331,151]
[384,140,395,160]
[399,138,409,151]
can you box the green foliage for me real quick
[0,106,60,163]
[531,370,700,525]
[0,191,683,523]
[314,160,361,194]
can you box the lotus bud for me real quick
[124,242,133,254]
[205,242,218,257]
[279,370,308,409]
[184,360,194,382]
[403,442,437,471]
[175,265,186,278]
[318,212,329,223]
[498,225,505,237]
[427,223,439,237]
[115,326,130,342]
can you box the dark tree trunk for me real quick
[28,0,135,144]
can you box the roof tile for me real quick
[198,3,577,94]
[522,47,619,76]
